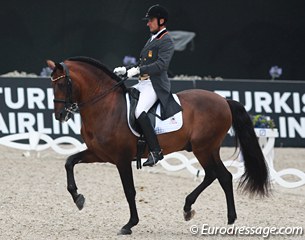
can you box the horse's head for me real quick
[47,60,78,122]
[47,57,127,122]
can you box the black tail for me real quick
[227,100,270,197]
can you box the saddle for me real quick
[126,88,183,137]
[126,87,183,169]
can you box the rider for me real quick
[114,4,182,167]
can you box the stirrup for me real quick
[143,150,164,167]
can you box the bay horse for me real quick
[47,56,269,235]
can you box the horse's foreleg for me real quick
[65,150,92,210]
[215,161,237,224]
[117,162,139,235]
[183,164,217,221]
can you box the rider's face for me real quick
[147,17,164,33]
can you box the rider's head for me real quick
[143,4,168,33]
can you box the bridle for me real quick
[51,62,78,121]
[51,62,127,121]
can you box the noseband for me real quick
[51,62,78,121]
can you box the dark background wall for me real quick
[1,0,305,80]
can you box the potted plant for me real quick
[251,114,278,138]
[251,114,275,129]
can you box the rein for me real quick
[51,62,127,119]
[78,76,128,108]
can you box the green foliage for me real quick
[251,114,275,129]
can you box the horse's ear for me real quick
[46,60,55,70]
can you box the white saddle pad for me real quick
[125,93,183,137]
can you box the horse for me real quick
[46,56,269,235]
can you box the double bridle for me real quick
[51,62,127,121]
[51,62,78,121]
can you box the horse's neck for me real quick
[80,88,126,125]
[73,64,127,128]
[76,69,116,105]
[72,65,133,158]
[79,90,126,149]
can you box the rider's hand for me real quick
[127,67,140,78]
[113,66,127,76]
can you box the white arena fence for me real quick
[0,130,304,189]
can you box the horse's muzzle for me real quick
[54,102,78,122]
[55,111,65,122]
[55,108,70,122]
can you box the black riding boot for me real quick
[137,112,163,167]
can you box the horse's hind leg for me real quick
[213,151,237,224]
[184,149,237,224]
[183,156,217,221]
[65,150,95,210]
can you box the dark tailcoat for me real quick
[139,29,182,120]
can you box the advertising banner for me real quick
[195,80,305,147]
[0,77,304,147]
[0,77,81,140]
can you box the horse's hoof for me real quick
[75,194,85,210]
[184,209,195,221]
[117,228,132,235]
[228,215,237,225]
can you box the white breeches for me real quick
[133,79,158,119]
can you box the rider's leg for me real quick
[134,80,157,118]
[134,80,163,166]
[137,112,164,166]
